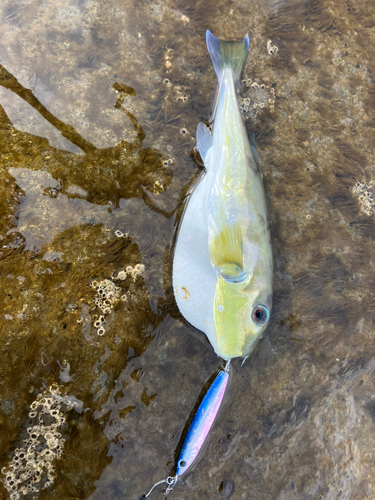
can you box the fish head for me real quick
[208,221,272,360]
[213,273,272,360]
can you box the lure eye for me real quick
[179,460,187,468]
[252,305,269,325]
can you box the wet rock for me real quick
[218,478,235,497]
[1,0,375,499]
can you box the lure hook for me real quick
[141,475,177,499]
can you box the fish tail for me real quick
[206,30,249,85]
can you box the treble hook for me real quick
[141,475,177,499]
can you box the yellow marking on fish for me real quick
[214,277,247,358]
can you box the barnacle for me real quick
[114,229,129,238]
[353,181,374,216]
[176,95,189,103]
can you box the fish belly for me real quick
[173,173,217,348]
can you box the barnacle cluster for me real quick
[164,48,173,71]
[1,387,78,499]
[267,39,279,55]
[353,181,375,215]
[151,179,165,194]
[91,279,122,335]
[113,264,145,283]
[162,75,189,104]
[174,85,189,104]
[123,264,145,282]
[240,81,276,117]
[91,265,145,335]
[162,158,174,167]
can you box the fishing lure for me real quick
[173,30,273,361]
[142,361,230,498]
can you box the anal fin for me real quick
[196,122,213,163]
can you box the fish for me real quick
[142,363,230,498]
[173,30,273,360]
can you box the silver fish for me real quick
[173,30,273,360]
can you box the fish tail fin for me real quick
[206,30,249,85]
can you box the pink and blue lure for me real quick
[142,360,230,498]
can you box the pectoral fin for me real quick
[209,225,247,283]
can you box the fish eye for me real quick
[252,305,269,325]
[179,460,187,468]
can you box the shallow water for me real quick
[1,0,375,499]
